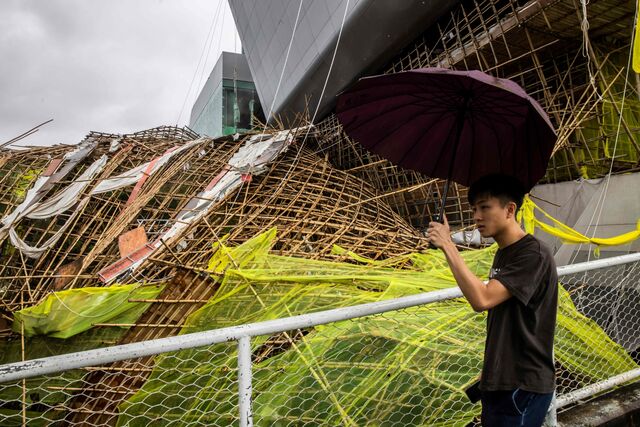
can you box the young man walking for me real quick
[427,174,557,427]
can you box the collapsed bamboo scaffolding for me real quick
[1,0,638,422]
[0,124,433,314]
[0,122,442,423]
[381,0,639,182]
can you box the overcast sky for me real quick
[0,0,239,147]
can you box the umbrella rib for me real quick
[471,109,504,181]
[468,112,476,186]
[472,93,533,120]
[535,112,555,186]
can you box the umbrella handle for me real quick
[427,180,450,249]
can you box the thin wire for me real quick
[238,0,351,223]
[196,0,226,97]
[571,4,637,266]
[261,0,305,128]
[176,0,224,126]
[289,0,353,159]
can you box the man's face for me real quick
[471,196,514,238]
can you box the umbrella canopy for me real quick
[336,68,556,192]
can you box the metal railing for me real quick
[1,252,639,426]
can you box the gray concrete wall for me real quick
[530,172,640,265]
[229,0,360,119]
[228,0,457,123]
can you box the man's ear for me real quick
[506,201,517,219]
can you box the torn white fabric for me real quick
[1,176,50,229]
[8,197,90,259]
[91,138,203,195]
[0,141,98,241]
[25,155,107,220]
[2,138,203,259]
[47,141,98,183]
[109,129,300,281]
[109,138,122,153]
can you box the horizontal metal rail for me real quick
[0,251,638,386]
[0,287,463,383]
[556,368,640,408]
[556,251,640,275]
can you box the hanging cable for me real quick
[569,2,638,265]
[196,0,227,97]
[246,0,352,220]
[262,0,305,127]
[176,0,224,126]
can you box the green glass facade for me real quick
[221,79,264,136]
[190,52,265,138]
[191,79,263,138]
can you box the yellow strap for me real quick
[518,195,640,254]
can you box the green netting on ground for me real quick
[12,283,164,339]
[117,229,638,426]
[0,327,133,426]
[0,284,165,425]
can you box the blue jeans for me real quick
[481,388,554,427]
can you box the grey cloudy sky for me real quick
[0,0,239,147]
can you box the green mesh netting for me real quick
[13,283,164,339]
[115,229,637,426]
[576,48,640,179]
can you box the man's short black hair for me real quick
[468,174,526,211]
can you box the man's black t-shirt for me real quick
[480,234,558,394]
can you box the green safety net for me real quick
[115,229,637,426]
[13,168,42,202]
[1,284,164,425]
[0,326,139,426]
[12,283,164,339]
[575,48,640,179]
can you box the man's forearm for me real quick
[441,241,488,311]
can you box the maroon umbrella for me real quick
[336,67,556,220]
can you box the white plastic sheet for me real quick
[91,139,202,195]
[8,198,90,259]
[2,138,203,259]
[112,129,300,281]
[25,155,107,220]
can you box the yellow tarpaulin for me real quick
[13,283,164,339]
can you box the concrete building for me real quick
[228,0,456,122]
[189,51,264,137]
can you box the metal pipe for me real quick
[0,287,463,383]
[556,252,640,276]
[238,336,253,427]
[555,368,640,409]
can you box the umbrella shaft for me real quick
[437,97,469,223]
[436,179,451,223]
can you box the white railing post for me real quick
[238,336,253,427]
[543,392,557,427]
